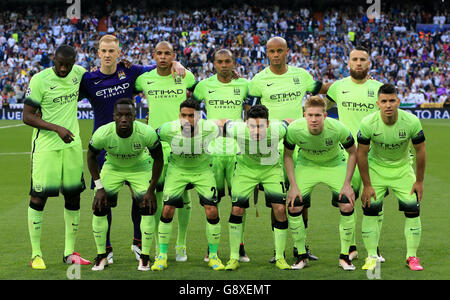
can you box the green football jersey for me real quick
[89,121,160,170]
[193,75,248,155]
[225,121,287,168]
[24,65,86,152]
[157,119,219,171]
[357,109,425,168]
[135,69,196,128]
[327,77,383,139]
[284,117,354,167]
[248,66,321,121]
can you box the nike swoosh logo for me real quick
[94,80,102,85]
[93,231,102,234]
[299,141,307,144]
[72,223,79,226]
[208,90,215,94]
[50,86,57,90]
[107,146,117,149]
[33,221,42,225]
[266,83,274,86]
[342,90,350,94]
[373,133,382,136]
[147,81,154,85]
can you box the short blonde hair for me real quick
[98,34,119,48]
[304,96,327,113]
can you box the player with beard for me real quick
[326,45,384,263]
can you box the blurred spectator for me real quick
[0,2,448,108]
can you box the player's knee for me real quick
[64,199,80,211]
[340,208,354,216]
[404,211,420,218]
[162,205,175,219]
[64,194,80,209]
[339,204,354,214]
[29,197,46,211]
[288,205,303,215]
[205,205,219,219]
[231,206,245,217]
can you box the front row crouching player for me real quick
[87,98,163,271]
[357,84,426,271]
[219,105,293,271]
[152,99,225,271]
[283,96,357,270]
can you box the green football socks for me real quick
[405,216,421,258]
[158,218,173,259]
[64,208,80,257]
[206,219,221,257]
[288,212,306,255]
[228,215,243,260]
[176,191,191,248]
[140,215,155,256]
[362,215,379,257]
[28,206,43,258]
[92,215,108,254]
[339,210,355,255]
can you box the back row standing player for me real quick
[193,49,251,262]
[79,35,186,264]
[134,41,196,262]
[247,36,328,266]
[23,45,91,269]
[326,45,385,263]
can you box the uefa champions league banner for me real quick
[1,104,449,120]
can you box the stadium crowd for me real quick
[0,2,449,108]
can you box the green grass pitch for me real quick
[0,118,449,280]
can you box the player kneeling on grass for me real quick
[87,98,163,271]
[283,96,357,270]
[357,84,426,271]
[151,99,225,271]
[218,105,293,271]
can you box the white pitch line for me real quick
[0,123,26,129]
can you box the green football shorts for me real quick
[293,161,353,208]
[30,145,85,198]
[231,163,286,208]
[163,164,218,208]
[364,162,419,215]
[99,163,152,208]
[211,154,236,201]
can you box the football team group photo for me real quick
[0,0,448,281]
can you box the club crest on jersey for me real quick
[293,76,300,85]
[174,76,182,84]
[399,129,407,139]
[117,70,127,80]
[133,142,142,151]
[72,77,78,85]
[368,89,375,97]
[234,87,240,95]
[325,138,333,146]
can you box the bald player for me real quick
[248,36,329,267]
[135,41,197,262]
